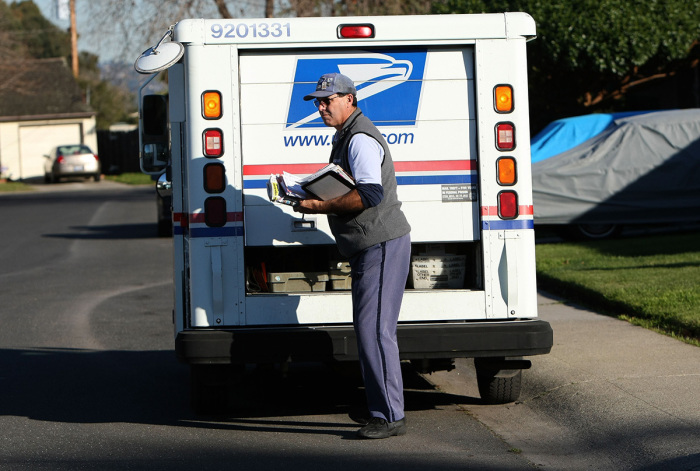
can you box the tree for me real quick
[81,1,260,63]
[0,0,136,129]
[82,0,432,61]
[76,51,138,129]
[432,0,700,131]
[1,0,70,60]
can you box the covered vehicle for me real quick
[44,144,101,183]
[531,109,700,238]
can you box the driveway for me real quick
[429,292,700,470]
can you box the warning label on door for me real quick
[441,184,476,202]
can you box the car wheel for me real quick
[93,174,101,182]
[572,223,621,240]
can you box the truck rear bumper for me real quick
[175,320,553,364]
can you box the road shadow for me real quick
[0,347,476,433]
[43,223,161,239]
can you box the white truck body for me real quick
[138,13,552,407]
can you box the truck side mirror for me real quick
[156,172,173,198]
[140,94,169,174]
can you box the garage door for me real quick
[19,124,82,179]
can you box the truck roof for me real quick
[173,13,536,48]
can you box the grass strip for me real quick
[0,181,34,192]
[104,173,154,185]
[536,232,700,346]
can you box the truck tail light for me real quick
[338,24,375,39]
[93,154,99,161]
[498,191,518,219]
[204,163,226,193]
[494,85,513,113]
[496,122,515,150]
[203,129,223,157]
[205,197,227,227]
[202,91,222,119]
[497,157,516,185]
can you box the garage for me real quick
[18,123,83,180]
[0,58,97,182]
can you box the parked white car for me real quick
[44,144,101,183]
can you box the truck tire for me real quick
[157,219,172,237]
[475,358,522,404]
[190,364,235,415]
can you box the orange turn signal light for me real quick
[497,157,517,185]
[202,91,222,119]
[494,85,513,113]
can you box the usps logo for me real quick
[286,50,427,129]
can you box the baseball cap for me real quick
[303,73,357,101]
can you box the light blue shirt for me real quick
[347,134,384,185]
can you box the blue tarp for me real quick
[530,111,654,163]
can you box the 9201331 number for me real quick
[210,22,291,39]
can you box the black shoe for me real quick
[357,417,407,439]
[348,406,371,425]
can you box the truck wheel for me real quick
[157,219,172,237]
[475,358,522,404]
[190,364,234,415]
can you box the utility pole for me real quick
[70,0,78,77]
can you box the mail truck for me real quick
[136,13,553,412]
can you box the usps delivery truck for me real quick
[135,13,552,412]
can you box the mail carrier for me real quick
[135,13,552,411]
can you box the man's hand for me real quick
[294,198,324,214]
[293,189,364,215]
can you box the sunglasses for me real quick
[313,95,342,108]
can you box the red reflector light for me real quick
[496,122,515,150]
[338,24,375,39]
[203,129,223,157]
[205,197,227,227]
[498,191,518,219]
[204,163,226,193]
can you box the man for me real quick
[295,73,411,439]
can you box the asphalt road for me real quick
[1,181,698,470]
[0,182,532,470]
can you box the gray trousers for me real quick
[349,233,411,423]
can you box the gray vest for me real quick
[328,108,411,257]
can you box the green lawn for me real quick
[536,232,700,346]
